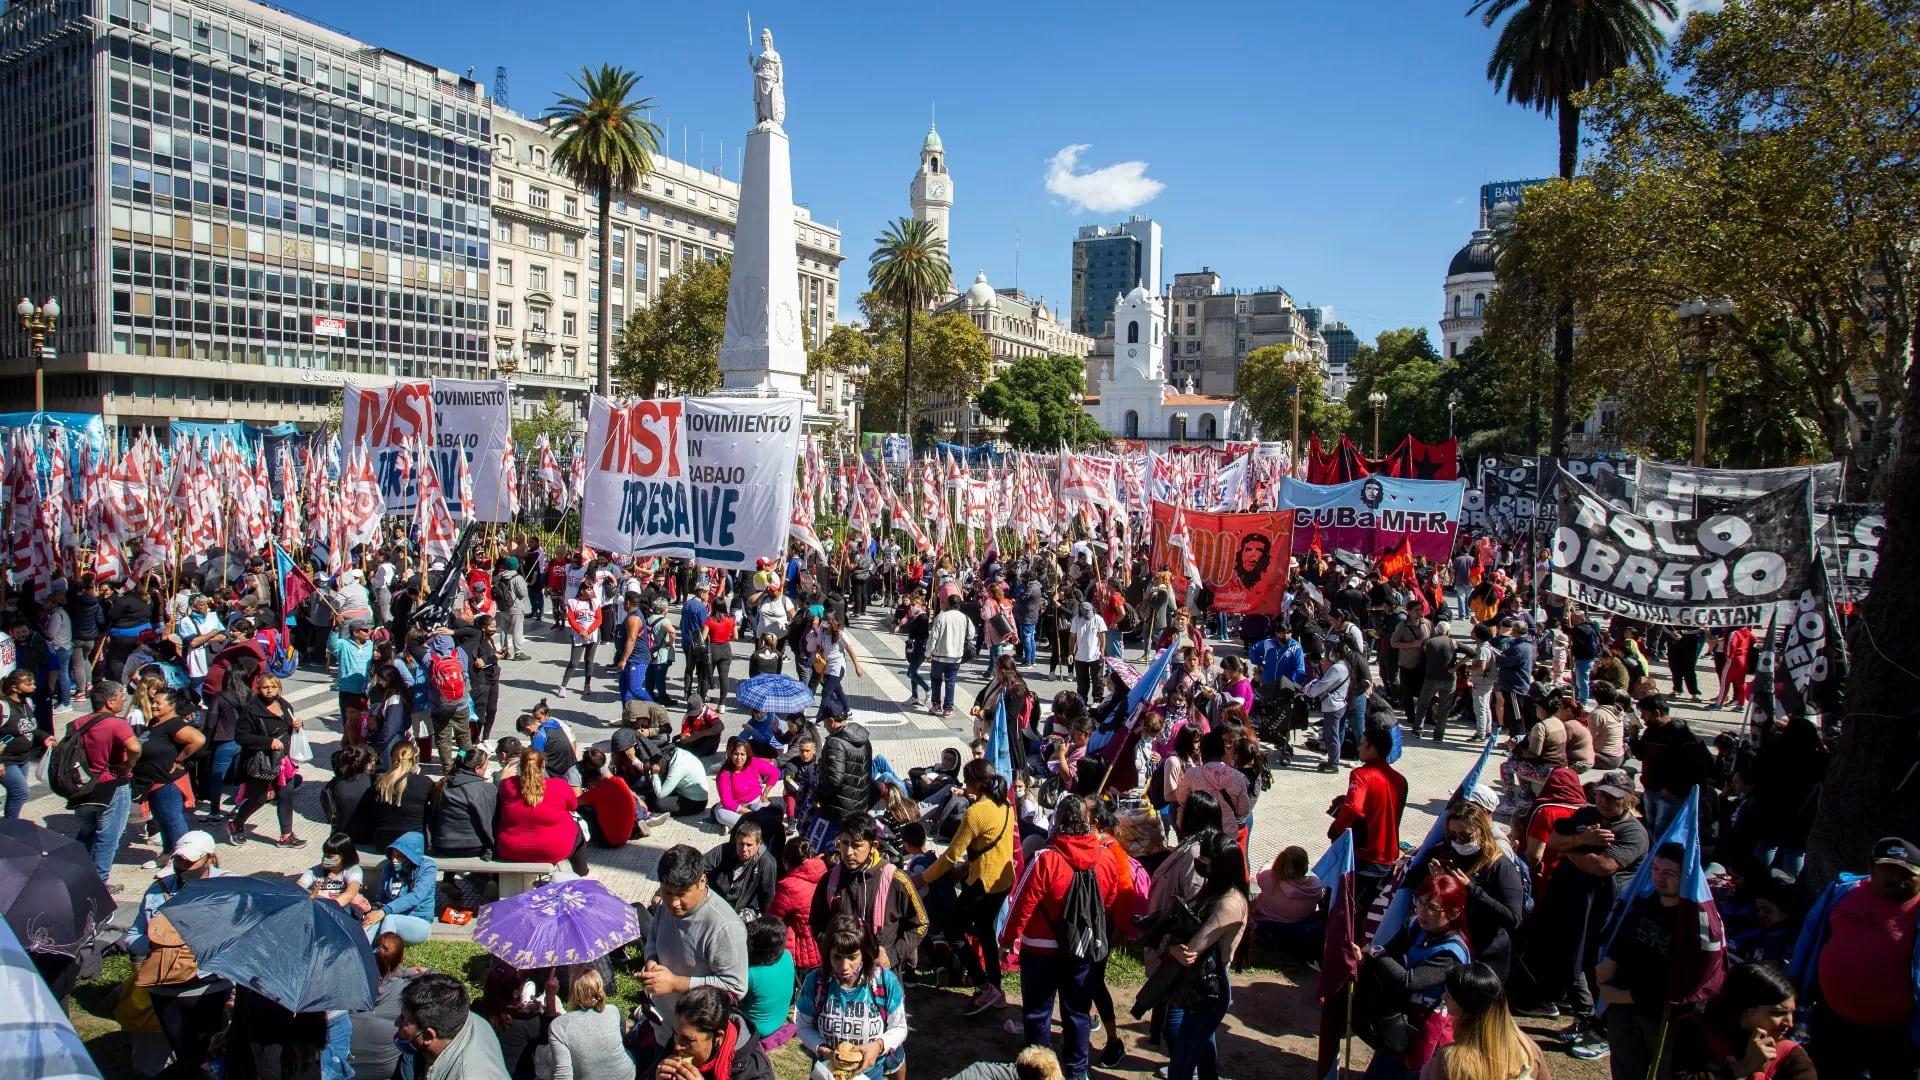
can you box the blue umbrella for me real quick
[735,673,816,714]
[0,920,101,1079]
[158,876,378,1013]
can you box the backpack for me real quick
[134,911,201,988]
[49,714,110,801]
[1118,602,1140,634]
[1044,861,1111,964]
[491,574,510,607]
[428,652,467,703]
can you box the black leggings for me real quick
[649,790,709,817]
[958,885,1007,989]
[232,779,294,838]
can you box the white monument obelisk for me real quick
[719,28,807,396]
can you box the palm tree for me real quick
[868,218,952,435]
[1469,0,1674,457]
[547,65,661,398]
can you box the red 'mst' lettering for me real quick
[597,400,682,477]
[352,383,433,446]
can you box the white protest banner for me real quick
[341,379,512,521]
[581,395,802,568]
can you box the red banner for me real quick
[1307,434,1458,484]
[1148,501,1294,614]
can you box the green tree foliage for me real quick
[1339,329,1453,446]
[546,66,660,397]
[977,354,1105,449]
[811,293,990,437]
[611,257,728,398]
[1470,0,1678,457]
[1238,345,1348,447]
[510,391,577,448]
[867,218,953,435]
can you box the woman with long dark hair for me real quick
[810,614,864,723]
[1667,962,1808,1080]
[228,674,306,848]
[913,759,1015,1016]
[1159,833,1249,1080]
[971,654,1033,775]
[1405,800,1526,979]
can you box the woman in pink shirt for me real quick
[714,736,782,831]
[1219,656,1254,716]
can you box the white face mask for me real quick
[1450,839,1482,857]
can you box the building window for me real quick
[1199,414,1217,440]
[496,259,512,286]
[1127,320,1139,344]
[1185,322,1195,335]
[563,195,578,217]
[1453,294,1463,317]
[529,266,547,291]
[563,236,579,257]
[529,228,549,251]
[495,302,512,328]
[1473,293,1486,317]
[1186,304,1195,317]
[1124,410,1139,438]
[1186,340,1199,353]
[499,178,513,202]
[530,308,548,334]
[495,221,513,243]
[562,272,578,297]
[1448,340,1458,358]
[529,187,550,209]
[562,310,576,337]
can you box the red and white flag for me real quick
[413,440,457,563]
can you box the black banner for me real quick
[1547,466,1815,627]
[1814,502,1883,606]
[1773,559,1848,723]
[1635,460,1842,520]
[1471,455,1636,536]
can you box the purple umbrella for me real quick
[472,878,640,969]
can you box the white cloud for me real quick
[1044,144,1165,214]
[1452,195,1468,206]
[1656,0,1724,36]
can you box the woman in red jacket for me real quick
[766,835,827,976]
[495,749,587,875]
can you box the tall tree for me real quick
[611,257,729,398]
[1470,0,1677,458]
[977,354,1105,449]
[867,218,952,435]
[511,390,578,448]
[547,66,660,398]
[1238,345,1347,448]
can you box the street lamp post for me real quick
[1675,298,1734,467]
[16,296,60,411]
[1368,390,1388,457]
[1285,347,1310,474]
[846,359,871,444]
[1447,391,1459,441]
[1070,388,1084,446]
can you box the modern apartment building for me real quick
[0,0,494,427]
[1069,216,1160,338]
[1165,268,1323,397]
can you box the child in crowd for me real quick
[299,832,367,914]
[742,916,799,1050]
[1252,845,1324,958]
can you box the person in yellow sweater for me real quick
[912,758,1017,1017]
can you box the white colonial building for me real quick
[1084,286,1236,443]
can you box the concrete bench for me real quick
[435,857,561,898]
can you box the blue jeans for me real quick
[1644,789,1682,838]
[47,647,72,708]
[369,913,432,945]
[1104,630,1122,658]
[1168,996,1231,1080]
[930,659,960,711]
[76,784,132,880]
[1021,950,1096,1079]
[871,755,905,792]
[646,661,671,702]
[1019,623,1037,666]
[207,740,242,815]
[1573,658,1594,703]
[322,1010,353,1080]
[0,763,28,820]
[906,655,929,701]
[818,672,848,722]
[146,779,192,856]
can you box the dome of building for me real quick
[923,124,943,152]
[1448,229,1496,278]
[1122,284,1152,307]
[964,270,996,308]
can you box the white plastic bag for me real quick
[287,729,314,765]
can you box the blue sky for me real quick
[321,0,1711,345]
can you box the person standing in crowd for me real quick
[1422,963,1551,1080]
[810,815,928,973]
[1566,608,1602,704]
[1000,795,1131,1080]
[1583,842,1704,1070]
[1302,645,1352,775]
[1405,800,1526,979]
[1153,833,1250,1080]
[1628,694,1716,837]
[928,594,971,719]
[68,575,104,706]
[813,712,873,846]
[1792,835,1920,1079]
[0,670,41,819]
[1355,874,1473,1080]
[913,759,1016,1015]
[64,680,140,885]
[422,632,474,773]
[641,844,751,1047]
[1329,729,1408,916]
[899,593,932,711]
[328,620,375,745]
[398,973,510,1080]
[459,614,503,745]
[492,556,530,661]
[1493,619,1535,737]
[646,597,679,706]
[811,615,865,724]
[349,933,425,1080]
[130,685,202,862]
[682,579,714,705]
[1069,602,1108,706]
[1388,599,1430,721]
[556,580,601,699]
[707,591,738,707]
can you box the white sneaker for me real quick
[554,686,568,699]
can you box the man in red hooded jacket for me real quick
[1000,794,1134,1080]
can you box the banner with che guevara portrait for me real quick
[1147,502,1294,615]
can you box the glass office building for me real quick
[0,0,491,427]
[1069,216,1161,338]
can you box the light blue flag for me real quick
[1128,646,1175,716]
[985,696,1014,782]
[1313,828,1356,914]
[1369,730,1501,947]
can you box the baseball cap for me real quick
[1594,769,1633,799]
[171,831,218,863]
[1875,836,1920,875]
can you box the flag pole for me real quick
[1342,981,1355,1078]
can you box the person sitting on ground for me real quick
[322,744,380,847]
[612,699,673,792]
[428,746,498,858]
[741,916,799,1050]
[1666,962,1809,1080]
[716,736,784,833]
[944,1047,1064,1080]
[495,749,589,876]
[648,984,778,1080]
[1252,845,1324,955]
[769,836,828,979]
[537,967,629,1080]
[575,747,640,848]
[348,933,427,1080]
[646,741,712,819]
[705,818,779,921]
[783,735,820,820]
[681,692,726,757]
[399,972,510,1080]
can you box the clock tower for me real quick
[909,123,952,258]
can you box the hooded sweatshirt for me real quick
[768,855,828,970]
[999,831,1134,956]
[372,831,439,922]
[423,1009,510,1080]
[809,851,928,970]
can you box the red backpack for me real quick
[428,652,467,702]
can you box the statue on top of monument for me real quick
[750,28,784,128]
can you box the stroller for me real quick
[1252,682,1311,765]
